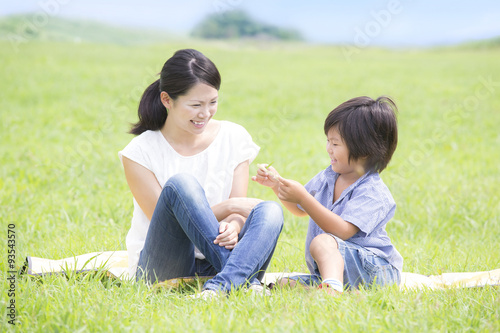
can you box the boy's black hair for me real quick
[324,96,398,173]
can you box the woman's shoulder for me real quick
[215,120,254,143]
[212,120,259,163]
[125,130,163,147]
[120,130,166,158]
[218,120,250,134]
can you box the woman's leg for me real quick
[136,173,230,284]
[137,173,284,292]
[203,201,284,291]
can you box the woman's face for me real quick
[161,83,218,135]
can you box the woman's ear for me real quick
[160,91,173,109]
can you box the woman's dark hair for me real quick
[130,49,221,135]
[324,96,398,173]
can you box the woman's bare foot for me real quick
[274,278,314,290]
[276,278,297,288]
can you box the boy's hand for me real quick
[252,164,280,189]
[277,176,308,205]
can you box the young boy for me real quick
[253,96,403,294]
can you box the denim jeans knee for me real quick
[255,201,284,231]
[163,173,207,202]
[202,201,284,292]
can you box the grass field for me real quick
[1,38,499,332]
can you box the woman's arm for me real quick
[214,160,260,249]
[230,160,250,197]
[211,160,254,221]
[121,156,162,221]
[124,154,255,223]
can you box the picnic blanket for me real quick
[22,251,500,290]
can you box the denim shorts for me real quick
[289,235,401,290]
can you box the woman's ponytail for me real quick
[129,79,167,135]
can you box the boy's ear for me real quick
[160,91,173,109]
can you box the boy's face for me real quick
[326,127,365,176]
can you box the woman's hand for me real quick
[252,164,280,189]
[214,220,240,250]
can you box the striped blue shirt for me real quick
[303,166,403,272]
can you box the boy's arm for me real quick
[252,165,308,217]
[278,177,359,240]
[271,183,308,217]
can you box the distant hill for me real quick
[191,10,303,41]
[458,36,500,49]
[0,14,176,45]
[429,36,500,51]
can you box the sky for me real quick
[2,0,500,46]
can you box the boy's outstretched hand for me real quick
[253,164,310,217]
[276,176,308,205]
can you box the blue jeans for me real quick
[136,173,284,292]
[290,235,401,290]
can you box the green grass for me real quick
[1,39,499,332]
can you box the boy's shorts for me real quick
[288,235,401,290]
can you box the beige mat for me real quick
[23,251,500,290]
[23,251,130,280]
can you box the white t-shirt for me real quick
[119,120,260,276]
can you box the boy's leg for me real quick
[342,242,400,289]
[277,234,340,290]
[310,233,344,283]
[330,237,400,289]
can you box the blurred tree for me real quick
[191,10,303,41]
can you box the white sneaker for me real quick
[189,289,221,300]
[246,284,272,296]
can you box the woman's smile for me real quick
[191,120,206,128]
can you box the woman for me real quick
[119,49,283,297]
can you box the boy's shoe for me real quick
[245,284,272,296]
[189,289,223,300]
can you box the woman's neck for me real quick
[161,119,220,156]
